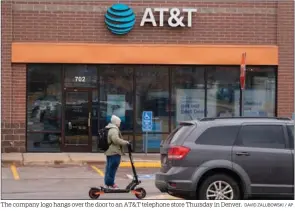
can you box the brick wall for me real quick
[12,0,277,44]
[1,1,14,152]
[1,0,294,152]
[277,1,294,117]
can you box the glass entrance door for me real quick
[63,89,92,152]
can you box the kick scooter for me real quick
[88,144,147,199]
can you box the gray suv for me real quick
[155,117,294,200]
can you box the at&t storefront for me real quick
[1,0,293,153]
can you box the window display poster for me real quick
[234,90,275,117]
[206,86,239,117]
[107,94,126,122]
[176,89,205,122]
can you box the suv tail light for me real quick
[168,146,190,160]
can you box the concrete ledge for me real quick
[23,153,71,165]
[69,153,106,164]
[1,153,23,165]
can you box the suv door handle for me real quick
[235,152,250,156]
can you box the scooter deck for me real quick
[100,187,130,193]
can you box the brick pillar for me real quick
[1,1,16,152]
[1,1,27,153]
[277,0,295,117]
[1,64,26,153]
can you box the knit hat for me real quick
[111,115,121,125]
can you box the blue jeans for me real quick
[104,154,121,186]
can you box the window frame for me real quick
[234,123,288,149]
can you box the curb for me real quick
[2,160,161,168]
[2,161,23,166]
[120,161,161,168]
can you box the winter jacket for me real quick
[104,123,129,156]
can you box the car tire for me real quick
[197,174,241,200]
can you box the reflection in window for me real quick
[134,133,169,153]
[243,67,276,117]
[64,65,97,87]
[99,65,134,132]
[27,132,61,152]
[207,67,240,117]
[27,65,62,151]
[135,66,169,133]
[172,66,205,128]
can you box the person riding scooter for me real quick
[104,115,130,189]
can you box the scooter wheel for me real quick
[134,187,146,199]
[89,187,100,199]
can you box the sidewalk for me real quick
[1,153,161,168]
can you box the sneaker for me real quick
[109,184,119,189]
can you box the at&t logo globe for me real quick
[105,4,136,35]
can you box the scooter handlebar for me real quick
[127,142,132,152]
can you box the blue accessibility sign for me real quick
[142,111,153,132]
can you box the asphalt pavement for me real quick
[2,165,292,200]
[1,164,173,200]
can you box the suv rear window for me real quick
[164,124,193,144]
[196,125,240,146]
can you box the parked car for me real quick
[155,117,294,200]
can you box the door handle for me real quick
[68,122,72,130]
[235,152,250,156]
[88,112,91,127]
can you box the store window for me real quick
[206,66,240,117]
[135,66,169,133]
[25,64,278,153]
[243,66,276,117]
[99,65,134,132]
[171,66,205,128]
[27,64,62,152]
[64,65,97,87]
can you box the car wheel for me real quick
[198,174,241,200]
